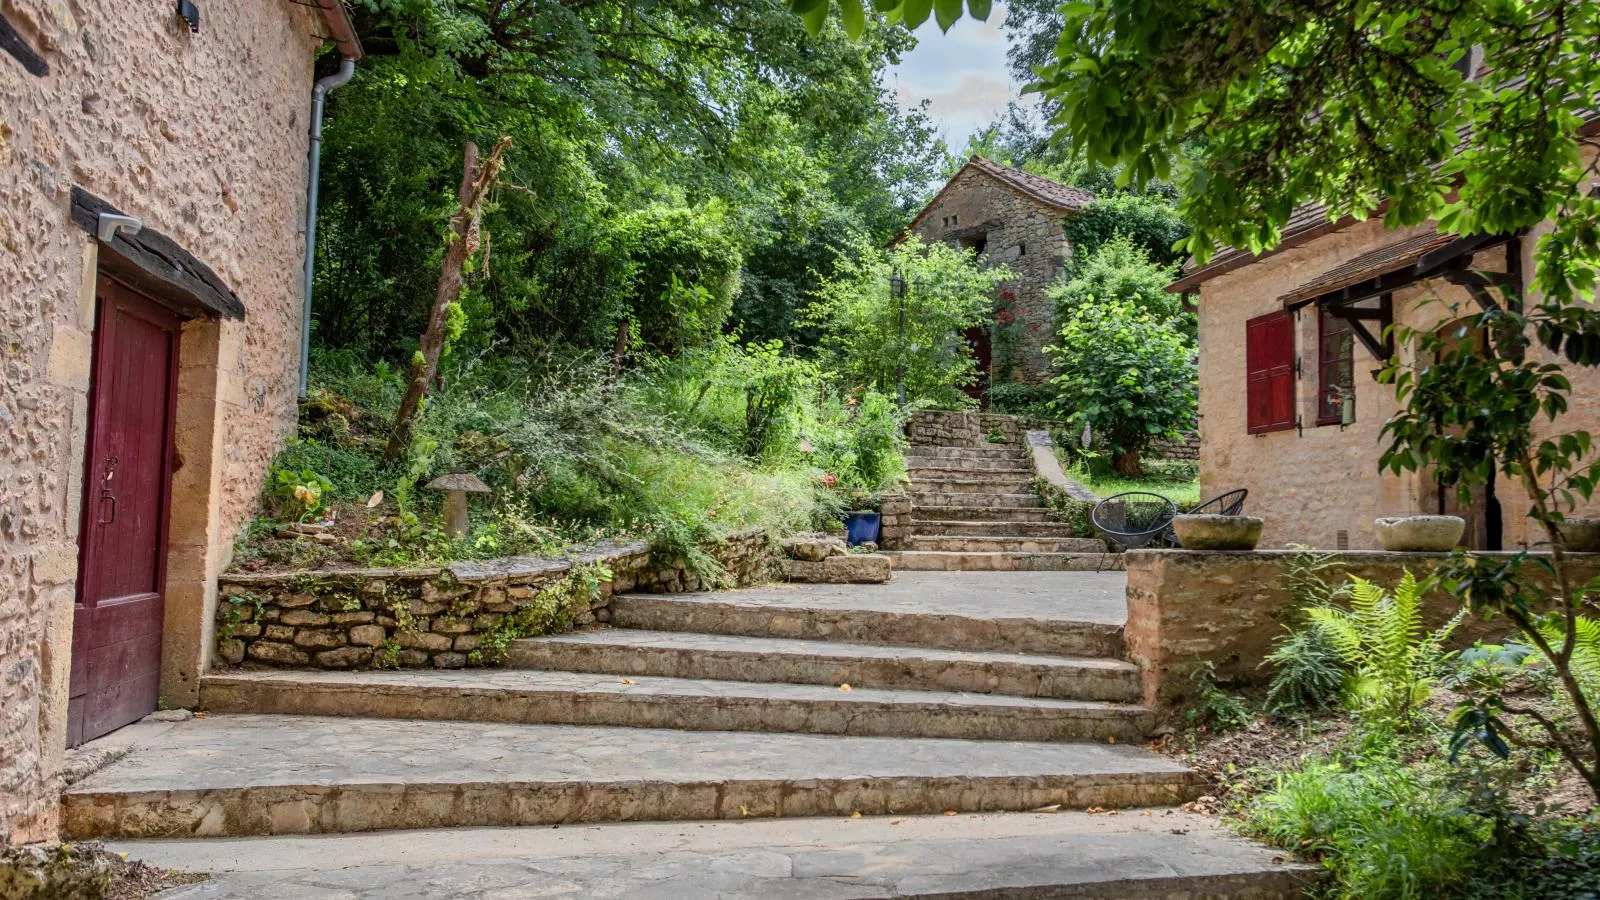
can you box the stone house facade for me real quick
[1,0,360,843]
[903,157,1095,389]
[1172,144,1600,551]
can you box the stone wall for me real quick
[908,168,1073,384]
[1193,195,1600,551]
[214,530,778,670]
[1,0,324,843]
[1123,549,1600,710]
[878,494,911,550]
[1147,433,1200,462]
[906,410,1058,449]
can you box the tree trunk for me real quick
[1112,447,1142,476]
[384,137,512,463]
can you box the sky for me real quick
[888,5,1029,152]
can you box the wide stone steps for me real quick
[905,445,1028,462]
[884,550,1124,573]
[200,669,1154,743]
[905,534,1108,554]
[909,491,1044,508]
[107,811,1313,898]
[507,629,1140,701]
[913,503,1061,523]
[607,588,1124,657]
[62,715,1203,838]
[911,518,1083,537]
[909,475,1036,494]
[906,461,1033,477]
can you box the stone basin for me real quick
[1561,518,1600,553]
[1374,515,1464,552]
[1171,515,1263,551]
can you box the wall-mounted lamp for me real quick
[1340,388,1356,428]
[176,0,200,33]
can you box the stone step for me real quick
[905,445,1028,462]
[911,518,1082,537]
[906,535,1110,554]
[608,583,1125,657]
[883,551,1126,573]
[199,669,1154,743]
[908,475,1036,494]
[912,504,1061,523]
[909,491,1044,508]
[62,715,1204,838]
[108,811,1314,898]
[906,460,1033,476]
[507,629,1140,701]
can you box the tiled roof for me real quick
[966,156,1098,211]
[1278,230,1457,305]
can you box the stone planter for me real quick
[1171,515,1263,551]
[1561,518,1600,552]
[1374,515,1465,552]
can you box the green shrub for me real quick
[1244,760,1487,899]
[987,381,1057,418]
[806,235,1009,409]
[1046,299,1196,476]
[1185,661,1250,732]
[1050,233,1185,322]
[1264,547,1352,717]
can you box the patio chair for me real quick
[1091,491,1179,550]
[1160,488,1249,547]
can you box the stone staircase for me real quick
[884,415,1119,572]
[62,573,1305,896]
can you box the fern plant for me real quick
[1308,570,1464,725]
[1536,613,1600,700]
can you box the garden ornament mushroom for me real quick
[425,471,492,538]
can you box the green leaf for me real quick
[801,0,829,34]
[966,0,991,20]
[838,0,866,37]
[934,0,962,31]
[902,0,932,28]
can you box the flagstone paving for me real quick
[113,811,1309,899]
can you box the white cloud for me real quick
[889,4,1030,146]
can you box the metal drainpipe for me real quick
[299,58,357,397]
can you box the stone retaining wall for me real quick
[907,410,1060,448]
[214,529,777,671]
[1147,432,1201,461]
[1124,548,1600,710]
[879,494,912,550]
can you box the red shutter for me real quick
[1246,311,1296,434]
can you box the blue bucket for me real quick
[843,512,881,547]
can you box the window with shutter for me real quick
[1317,306,1355,425]
[1245,311,1296,434]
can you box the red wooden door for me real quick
[68,278,182,746]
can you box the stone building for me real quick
[902,156,1095,390]
[1171,140,1600,551]
[1,0,360,843]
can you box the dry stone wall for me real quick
[906,410,1059,449]
[1124,548,1600,711]
[214,530,778,671]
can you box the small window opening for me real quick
[1018,243,1027,256]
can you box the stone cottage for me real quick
[1170,138,1600,551]
[0,0,360,843]
[902,156,1096,391]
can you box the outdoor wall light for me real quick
[176,0,200,33]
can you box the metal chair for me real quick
[1091,491,1179,550]
[1161,489,1249,547]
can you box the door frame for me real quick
[68,275,184,746]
